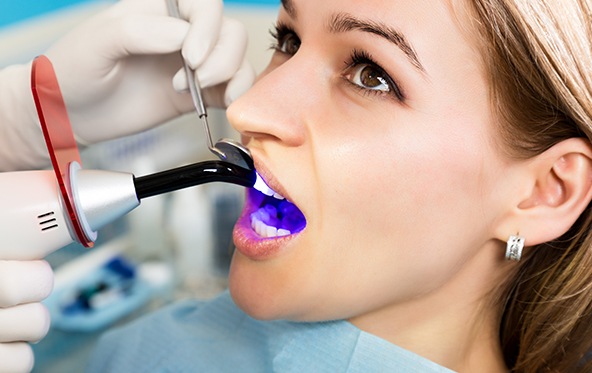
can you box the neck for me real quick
[349,242,509,373]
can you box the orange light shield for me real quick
[31,55,93,247]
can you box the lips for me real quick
[233,164,307,260]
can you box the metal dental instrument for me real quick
[166,0,254,171]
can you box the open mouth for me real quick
[250,173,306,239]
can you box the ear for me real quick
[496,138,592,246]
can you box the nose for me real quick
[227,53,320,148]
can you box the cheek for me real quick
[313,115,496,297]
[320,118,487,229]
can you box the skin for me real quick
[226,0,516,371]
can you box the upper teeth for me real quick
[253,173,285,200]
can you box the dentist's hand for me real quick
[46,0,255,144]
[0,0,254,171]
[0,260,53,373]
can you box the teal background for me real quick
[0,0,279,28]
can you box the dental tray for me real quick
[44,255,171,332]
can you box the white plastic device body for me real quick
[0,166,139,258]
[0,170,74,258]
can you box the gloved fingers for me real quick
[172,16,248,92]
[0,342,34,373]
[200,58,256,109]
[172,67,190,92]
[0,261,53,308]
[105,0,223,61]
[194,17,249,88]
[100,15,189,58]
[178,0,224,68]
[172,57,254,107]
[0,303,50,343]
[224,58,257,107]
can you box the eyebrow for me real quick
[281,0,297,18]
[279,1,425,73]
[328,13,425,73]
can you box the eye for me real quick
[343,49,404,101]
[269,23,301,56]
[278,33,301,55]
[348,64,391,92]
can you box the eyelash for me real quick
[269,23,405,102]
[269,22,297,54]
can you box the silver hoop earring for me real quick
[505,235,525,261]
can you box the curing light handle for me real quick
[134,160,257,200]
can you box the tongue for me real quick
[277,200,306,232]
[252,198,306,233]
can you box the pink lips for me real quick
[232,164,304,260]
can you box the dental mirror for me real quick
[166,0,254,171]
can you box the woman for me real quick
[89,0,592,372]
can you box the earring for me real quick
[505,235,525,261]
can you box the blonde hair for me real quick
[464,0,592,371]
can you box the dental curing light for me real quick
[0,55,255,258]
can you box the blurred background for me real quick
[0,1,278,371]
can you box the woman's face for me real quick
[227,0,512,324]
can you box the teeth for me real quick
[251,216,291,238]
[277,229,291,236]
[253,173,285,200]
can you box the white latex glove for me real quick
[46,0,254,143]
[47,0,254,144]
[0,64,50,171]
[0,0,254,171]
[0,260,53,373]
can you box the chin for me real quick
[228,273,283,321]
[227,253,319,322]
